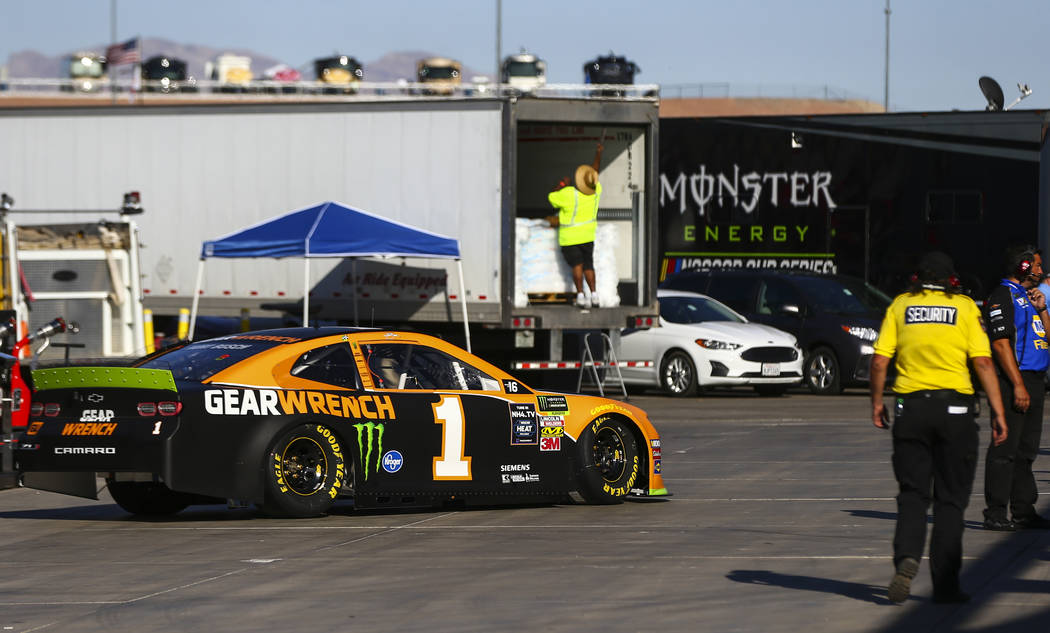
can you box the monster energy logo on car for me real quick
[354,422,385,481]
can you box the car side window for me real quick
[757,278,803,315]
[706,275,759,313]
[362,343,499,391]
[290,343,361,389]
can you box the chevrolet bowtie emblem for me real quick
[87,393,104,403]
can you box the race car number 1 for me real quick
[433,395,472,480]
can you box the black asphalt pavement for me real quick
[1,390,1047,632]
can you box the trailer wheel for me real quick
[260,424,347,518]
[572,417,640,504]
[106,479,191,516]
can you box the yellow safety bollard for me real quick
[143,309,155,354]
[177,308,190,340]
[240,308,250,332]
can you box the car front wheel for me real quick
[572,417,641,504]
[660,350,697,397]
[805,346,842,395]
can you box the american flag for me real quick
[105,38,140,66]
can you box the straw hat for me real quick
[574,164,598,195]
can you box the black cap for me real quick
[918,251,956,278]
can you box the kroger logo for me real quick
[381,450,404,473]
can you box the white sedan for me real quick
[619,289,804,396]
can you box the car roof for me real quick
[657,288,713,299]
[204,326,376,342]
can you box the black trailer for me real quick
[658,110,1050,297]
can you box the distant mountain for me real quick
[5,38,487,82]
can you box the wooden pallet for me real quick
[528,292,574,304]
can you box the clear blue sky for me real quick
[3,0,1048,112]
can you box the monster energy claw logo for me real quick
[354,422,385,481]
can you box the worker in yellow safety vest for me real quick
[546,142,603,308]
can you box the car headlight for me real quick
[842,325,878,342]
[695,338,742,350]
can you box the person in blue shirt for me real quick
[982,245,1050,530]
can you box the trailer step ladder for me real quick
[577,332,627,399]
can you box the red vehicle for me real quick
[8,318,76,428]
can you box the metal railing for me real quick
[0,77,662,102]
[661,82,876,102]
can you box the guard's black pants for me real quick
[984,371,1045,521]
[892,390,978,595]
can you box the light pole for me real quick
[495,0,502,89]
[884,0,890,111]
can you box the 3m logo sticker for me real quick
[539,436,561,452]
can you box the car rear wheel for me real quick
[660,350,697,397]
[106,479,192,516]
[805,346,842,395]
[572,417,641,504]
[260,424,347,518]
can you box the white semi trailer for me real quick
[0,98,659,366]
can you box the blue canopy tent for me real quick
[189,201,471,351]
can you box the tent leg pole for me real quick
[303,259,310,327]
[457,259,471,353]
[352,259,359,326]
[188,259,205,340]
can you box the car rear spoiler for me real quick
[31,367,177,392]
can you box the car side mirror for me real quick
[780,304,801,316]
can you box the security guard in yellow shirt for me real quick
[870,251,1007,605]
[547,142,603,308]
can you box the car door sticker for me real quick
[433,395,472,480]
[536,394,569,414]
[509,402,538,445]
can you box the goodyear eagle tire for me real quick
[573,417,641,504]
[106,479,192,516]
[260,424,347,518]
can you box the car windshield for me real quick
[421,66,460,80]
[793,276,891,315]
[506,61,540,77]
[660,296,744,324]
[143,59,186,80]
[70,57,105,78]
[138,336,286,381]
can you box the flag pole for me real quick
[109,0,117,104]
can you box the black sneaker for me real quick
[932,590,971,604]
[888,557,920,604]
[982,517,1017,531]
[1012,514,1050,529]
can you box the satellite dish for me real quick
[979,76,1004,111]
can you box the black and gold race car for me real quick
[15,328,667,518]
